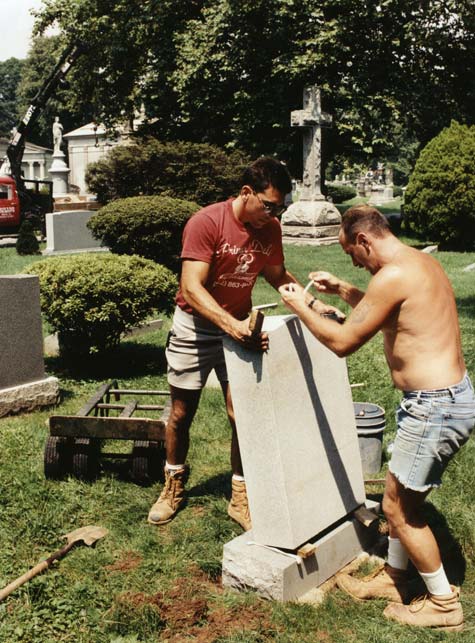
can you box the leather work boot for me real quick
[227,478,252,531]
[147,465,189,525]
[336,564,409,603]
[383,586,464,632]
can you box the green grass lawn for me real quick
[0,242,474,642]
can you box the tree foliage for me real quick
[85,138,250,205]
[16,35,94,147]
[0,58,25,138]
[404,121,475,250]
[32,0,475,173]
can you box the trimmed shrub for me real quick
[16,220,41,255]
[325,183,357,204]
[87,196,199,271]
[26,254,177,356]
[85,138,250,206]
[404,121,475,249]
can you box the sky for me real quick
[0,0,45,61]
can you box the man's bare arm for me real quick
[180,259,264,346]
[280,266,404,357]
[309,270,365,308]
[263,264,345,316]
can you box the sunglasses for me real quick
[253,191,286,218]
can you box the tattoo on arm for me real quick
[351,301,372,324]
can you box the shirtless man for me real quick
[279,205,475,632]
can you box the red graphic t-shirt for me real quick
[175,199,284,319]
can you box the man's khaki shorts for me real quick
[166,306,228,390]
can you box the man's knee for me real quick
[382,493,401,527]
[168,387,201,431]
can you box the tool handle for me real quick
[0,541,75,602]
[249,309,264,336]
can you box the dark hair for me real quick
[341,205,391,243]
[240,156,292,195]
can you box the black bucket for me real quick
[354,402,385,474]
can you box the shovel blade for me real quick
[63,525,109,546]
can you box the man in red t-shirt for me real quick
[148,157,332,529]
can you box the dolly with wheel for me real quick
[44,381,170,484]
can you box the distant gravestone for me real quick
[222,315,375,600]
[0,275,59,416]
[282,86,341,241]
[44,210,107,255]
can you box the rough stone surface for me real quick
[0,377,60,417]
[281,224,340,239]
[282,236,340,247]
[222,506,379,601]
[282,201,341,227]
[44,210,105,254]
[0,275,45,389]
[223,315,365,550]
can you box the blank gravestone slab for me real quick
[224,314,365,550]
[45,210,105,253]
[0,275,45,389]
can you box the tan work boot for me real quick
[147,465,189,525]
[336,564,409,603]
[383,586,464,632]
[227,478,252,531]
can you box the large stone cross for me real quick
[291,85,332,201]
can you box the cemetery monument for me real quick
[221,314,378,601]
[282,86,341,242]
[49,117,71,196]
[0,275,59,416]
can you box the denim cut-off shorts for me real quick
[166,306,228,390]
[389,372,475,492]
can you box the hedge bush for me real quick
[325,183,357,203]
[87,195,199,271]
[16,220,41,255]
[85,138,250,206]
[404,121,475,249]
[26,254,177,356]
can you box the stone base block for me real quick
[0,377,60,417]
[222,502,379,602]
[282,201,341,227]
[281,224,340,239]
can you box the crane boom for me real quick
[6,42,84,188]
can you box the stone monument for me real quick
[49,116,71,196]
[44,210,107,255]
[221,315,378,601]
[0,275,59,416]
[282,86,341,242]
[368,163,394,205]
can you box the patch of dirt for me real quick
[191,506,206,517]
[164,603,275,643]
[112,564,278,642]
[105,550,143,573]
